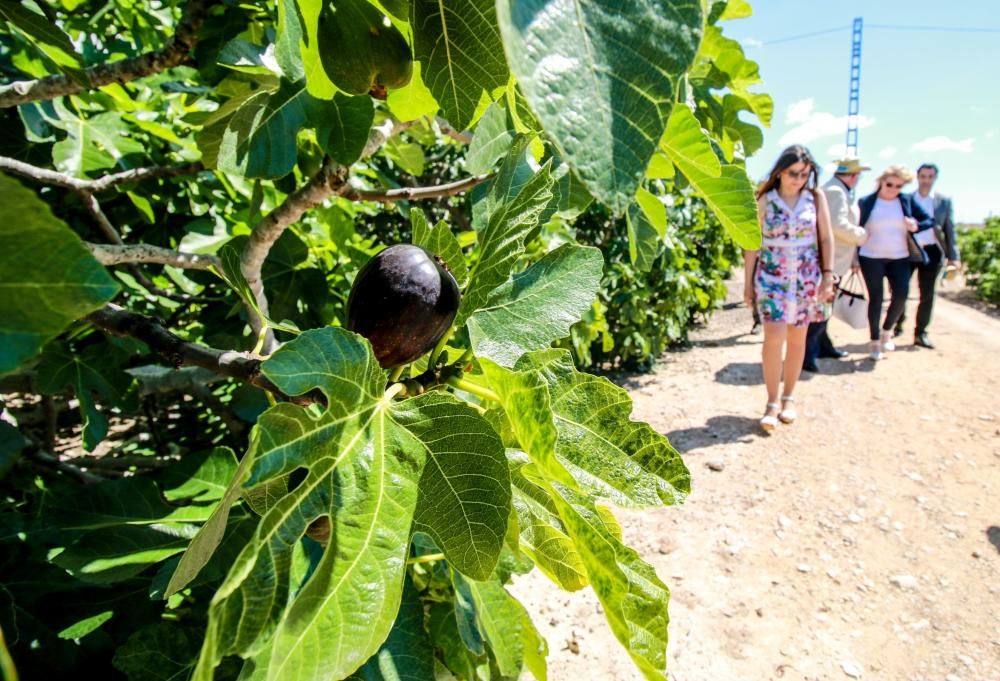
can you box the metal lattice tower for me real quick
[845,17,863,157]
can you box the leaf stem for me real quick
[406,552,446,565]
[384,382,406,401]
[251,324,269,356]
[426,326,454,368]
[388,365,407,383]
[446,377,500,403]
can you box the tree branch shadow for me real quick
[666,414,761,452]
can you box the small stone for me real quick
[978,414,994,421]
[847,512,863,524]
[958,654,975,668]
[892,521,905,531]
[889,575,918,590]
[797,564,812,573]
[945,675,962,681]
[778,514,793,529]
[706,459,725,472]
[840,660,863,678]
[905,470,924,482]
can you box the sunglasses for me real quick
[782,169,812,180]
[884,182,904,189]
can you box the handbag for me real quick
[832,271,868,329]
[906,232,930,266]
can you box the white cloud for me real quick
[878,146,897,158]
[827,143,847,157]
[779,98,875,146]
[741,37,763,48]
[911,136,974,153]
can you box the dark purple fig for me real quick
[346,244,460,368]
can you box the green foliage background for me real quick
[958,218,1000,304]
[0,1,770,679]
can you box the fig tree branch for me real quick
[240,119,415,353]
[85,243,220,270]
[85,304,322,406]
[0,0,211,108]
[0,156,203,192]
[344,173,493,203]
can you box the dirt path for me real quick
[509,280,1000,681]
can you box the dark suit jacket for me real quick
[926,193,959,261]
[858,192,935,234]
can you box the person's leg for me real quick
[782,324,809,397]
[859,256,885,341]
[762,321,786,408]
[894,263,918,335]
[883,259,912,333]
[803,321,823,369]
[915,244,943,341]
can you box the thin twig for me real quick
[0,156,203,192]
[25,445,104,484]
[85,242,219,270]
[85,303,323,406]
[343,173,493,203]
[0,0,212,108]
[435,117,473,144]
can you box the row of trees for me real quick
[0,1,769,679]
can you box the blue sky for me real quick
[731,0,999,223]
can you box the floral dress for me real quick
[754,189,823,327]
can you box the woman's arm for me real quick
[813,190,836,301]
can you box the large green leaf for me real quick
[517,350,689,507]
[50,110,145,177]
[200,80,373,179]
[0,174,119,376]
[659,105,722,179]
[190,328,510,681]
[345,576,435,681]
[467,244,604,367]
[0,0,84,80]
[386,61,440,121]
[545,482,672,681]
[626,201,661,272]
[38,477,215,531]
[668,160,760,249]
[36,342,132,451]
[507,450,587,591]
[457,138,555,326]
[52,524,195,583]
[113,623,203,681]
[411,210,469,288]
[466,102,514,175]
[160,447,239,503]
[412,0,509,131]
[410,395,511,581]
[464,575,537,678]
[496,0,703,214]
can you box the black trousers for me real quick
[804,319,837,364]
[896,244,944,335]
[859,256,911,341]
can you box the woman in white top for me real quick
[856,166,935,360]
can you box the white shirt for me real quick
[859,198,908,259]
[912,192,937,246]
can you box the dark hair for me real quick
[756,144,820,199]
[917,163,939,175]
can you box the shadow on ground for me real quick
[666,415,761,452]
[987,526,1000,555]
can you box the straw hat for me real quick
[833,158,871,174]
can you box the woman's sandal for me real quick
[760,402,780,432]
[778,395,797,424]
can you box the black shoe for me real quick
[892,325,904,338]
[914,333,935,349]
[802,361,821,373]
[818,348,849,359]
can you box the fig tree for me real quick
[347,244,460,368]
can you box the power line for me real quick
[867,23,1000,33]
[757,23,1000,46]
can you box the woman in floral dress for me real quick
[743,145,835,432]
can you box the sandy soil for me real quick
[509,279,1000,681]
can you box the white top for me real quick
[859,198,908,259]
[913,192,937,246]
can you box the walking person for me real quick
[892,163,961,348]
[803,157,870,371]
[744,145,835,432]
[857,166,935,360]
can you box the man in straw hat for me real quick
[803,157,870,371]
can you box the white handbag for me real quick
[832,271,868,329]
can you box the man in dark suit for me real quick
[894,163,960,348]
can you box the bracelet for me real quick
[821,269,834,275]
